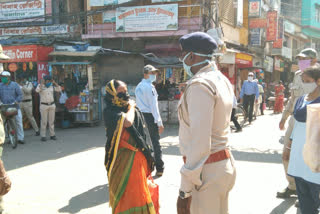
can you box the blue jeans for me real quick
[295,177,320,214]
[15,109,24,141]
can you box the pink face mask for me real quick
[298,59,311,71]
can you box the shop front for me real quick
[0,45,54,127]
[49,46,102,126]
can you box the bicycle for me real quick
[230,104,247,130]
[0,104,18,149]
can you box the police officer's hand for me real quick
[128,100,136,108]
[177,196,192,214]
[279,119,286,130]
[159,125,164,135]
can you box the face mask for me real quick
[248,76,253,81]
[117,92,130,101]
[46,82,52,88]
[1,77,8,84]
[182,52,213,77]
[147,74,157,83]
[303,82,318,93]
[299,59,312,71]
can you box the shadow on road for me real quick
[232,150,282,164]
[3,126,106,171]
[58,184,109,214]
[269,198,300,214]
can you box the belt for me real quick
[22,99,32,103]
[41,102,55,106]
[183,149,231,164]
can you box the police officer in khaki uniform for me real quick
[177,32,236,214]
[36,75,61,142]
[17,75,40,136]
[277,48,319,198]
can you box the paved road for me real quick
[1,110,301,214]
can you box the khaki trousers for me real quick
[40,104,56,137]
[282,116,296,190]
[191,155,236,214]
[20,102,39,132]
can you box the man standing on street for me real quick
[177,32,236,214]
[36,75,61,142]
[18,74,40,136]
[0,71,25,144]
[135,65,165,176]
[277,48,319,199]
[240,72,259,124]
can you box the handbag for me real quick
[303,103,320,172]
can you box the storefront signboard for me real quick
[274,57,284,72]
[235,53,253,67]
[116,4,178,32]
[266,11,278,41]
[0,25,69,36]
[284,20,295,34]
[249,0,261,17]
[249,18,267,28]
[264,56,273,73]
[37,62,49,81]
[250,28,261,46]
[0,45,38,63]
[0,0,45,24]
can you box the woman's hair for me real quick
[279,80,283,84]
[304,67,320,82]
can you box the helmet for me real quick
[1,71,11,77]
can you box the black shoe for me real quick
[276,187,297,198]
[156,171,163,177]
[18,140,25,144]
[41,137,47,142]
[235,128,242,132]
[295,201,300,208]
[50,136,57,141]
[35,131,40,136]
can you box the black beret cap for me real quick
[179,32,218,54]
[44,75,52,81]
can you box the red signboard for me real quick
[235,53,253,68]
[273,38,283,48]
[266,11,278,41]
[249,18,267,28]
[37,62,49,82]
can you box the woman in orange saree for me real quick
[104,80,159,214]
[274,81,285,114]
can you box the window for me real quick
[316,4,320,23]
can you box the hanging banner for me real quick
[237,0,243,27]
[284,20,295,34]
[250,29,262,46]
[0,0,45,24]
[249,0,261,17]
[273,18,283,48]
[0,25,69,36]
[37,62,49,81]
[249,18,267,28]
[103,10,116,23]
[274,57,284,72]
[116,4,178,32]
[264,56,274,72]
[266,11,278,41]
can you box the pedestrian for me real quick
[287,67,320,214]
[259,79,266,115]
[254,79,264,116]
[17,74,40,136]
[36,75,61,142]
[177,32,236,214]
[104,80,159,214]
[231,95,242,132]
[240,72,259,124]
[0,71,25,144]
[135,65,165,177]
[274,81,285,114]
[277,48,319,199]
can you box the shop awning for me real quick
[49,51,98,57]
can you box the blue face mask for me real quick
[46,82,52,88]
[147,74,157,83]
[181,52,213,77]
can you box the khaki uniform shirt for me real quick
[281,70,308,121]
[36,84,61,104]
[21,82,33,101]
[178,62,234,192]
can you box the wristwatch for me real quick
[179,190,192,199]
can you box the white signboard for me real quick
[103,10,116,23]
[284,20,295,34]
[90,0,132,6]
[0,25,69,36]
[0,0,45,23]
[116,4,178,32]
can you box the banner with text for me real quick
[273,17,283,48]
[249,0,261,17]
[0,0,45,24]
[0,25,69,36]
[250,29,262,46]
[249,18,267,28]
[266,11,278,41]
[116,4,178,32]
